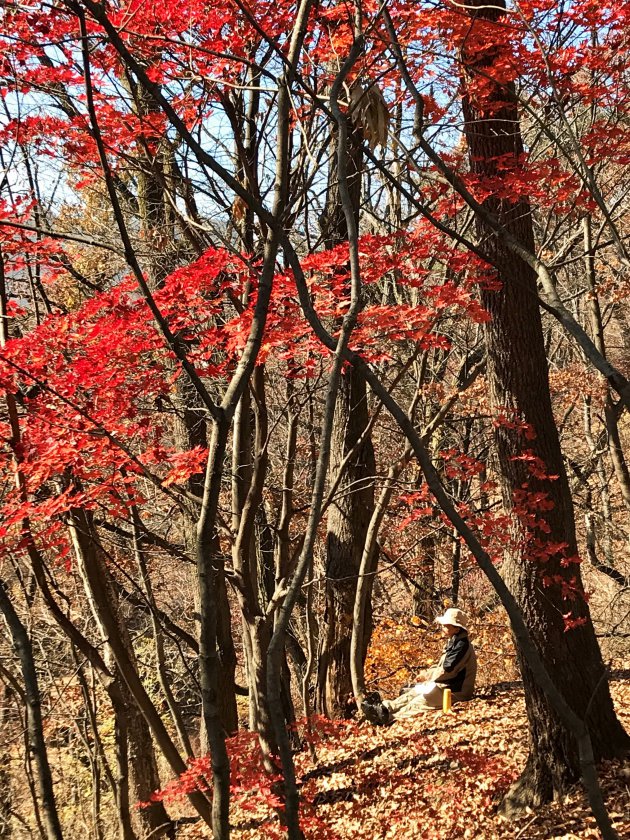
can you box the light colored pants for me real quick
[384,681,444,720]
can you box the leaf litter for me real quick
[178,675,630,839]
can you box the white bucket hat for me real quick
[435,607,468,631]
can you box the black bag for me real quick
[361,691,392,726]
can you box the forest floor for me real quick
[179,670,630,840]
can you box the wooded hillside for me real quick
[0,1,629,838]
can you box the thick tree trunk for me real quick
[242,617,276,760]
[103,679,139,840]
[317,113,376,719]
[121,680,173,838]
[318,365,376,717]
[195,420,234,839]
[460,0,629,809]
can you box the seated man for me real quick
[363,608,477,724]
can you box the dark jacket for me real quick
[430,629,477,700]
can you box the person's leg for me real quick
[383,683,429,718]
[384,692,415,716]
[386,693,431,720]
[384,683,445,720]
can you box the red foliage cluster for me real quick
[142,718,354,838]
[0,220,495,571]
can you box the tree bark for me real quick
[131,68,239,740]
[582,216,630,515]
[231,367,280,763]
[460,0,629,809]
[0,684,11,838]
[0,579,63,840]
[317,107,376,719]
[351,448,411,705]
[131,505,194,757]
[68,511,176,837]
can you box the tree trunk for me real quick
[0,684,11,838]
[582,216,630,515]
[176,391,238,740]
[317,109,376,719]
[317,365,376,717]
[172,387,238,738]
[195,420,233,839]
[0,580,63,840]
[411,531,437,621]
[132,506,193,757]
[131,70,239,738]
[231,369,280,762]
[68,513,174,837]
[460,0,629,809]
[582,397,617,569]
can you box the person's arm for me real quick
[430,636,470,683]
